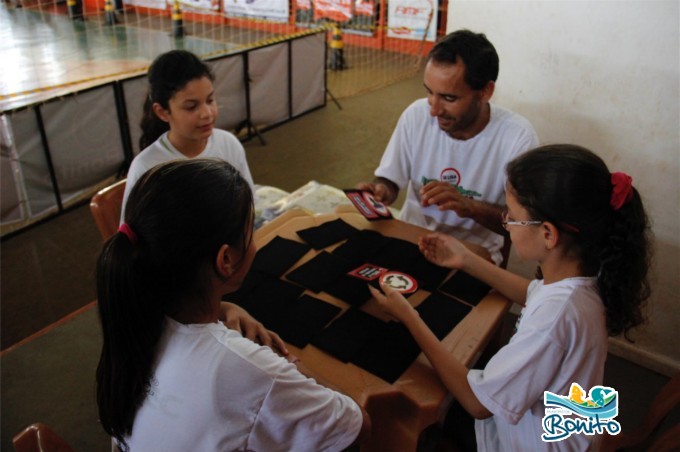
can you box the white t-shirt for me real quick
[468,277,607,451]
[375,99,539,264]
[126,318,363,451]
[121,129,254,222]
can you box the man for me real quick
[358,30,539,265]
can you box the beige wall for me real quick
[447,1,679,376]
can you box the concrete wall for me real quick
[447,1,679,375]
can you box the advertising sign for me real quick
[224,0,289,22]
[387,0,437,41]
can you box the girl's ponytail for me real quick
[139,94,168,151]
[96,227,165,450]
[597,187,652,338]
[507,145,652,339]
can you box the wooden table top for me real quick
[254,206,511,451]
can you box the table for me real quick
[254,206,511,451]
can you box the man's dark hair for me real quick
[427,29,499,90]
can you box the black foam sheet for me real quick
[311,308,384,362]
[351,321,422,384]
[251,236,311,276]
[273,295,342,348]
[238,276,306,329]
[285,251,352,293]
[416,292,472,340]
[296,218,359,249]
[323,274,372,307]
[223,270,269,304]
[438,271,491,306]
[369,237,421,273]
[331,229,391,267]
[406,254,450,292]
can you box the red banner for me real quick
[313,0,352,22]
[296,0,311,10]
[354,0,374,16]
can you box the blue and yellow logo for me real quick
[542,383,621,442]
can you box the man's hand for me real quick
[421,181,507,235]
[420,181,474,217]
[355,177,398,206]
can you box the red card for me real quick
[348,263,388,281]
[344,189,393,221]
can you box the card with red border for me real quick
[343,189,393,221]
[347,263,388,281]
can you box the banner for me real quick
[179,0,220,12]
[124,0,166,9]
[313,0,352,22]
[296,0,311,10]
[354,0,374,16]
[387,0,437,42]
[224,0,289,22]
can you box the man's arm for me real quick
[420,181,507,235]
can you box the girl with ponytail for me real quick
[97,159,370,451]
[371,144,651,451]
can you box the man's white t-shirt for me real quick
[126,318,362,451]
[468,277,607,451]
[375,99,539,264]
[120,129,254,222]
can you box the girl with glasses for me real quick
[371,144,651,451]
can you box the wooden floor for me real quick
[0,3,236,111]
[0,2,420,111]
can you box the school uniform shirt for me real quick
[468,277,607,451]
[126,318,363,452]
[120,129,254,222]
[375,99,538,264]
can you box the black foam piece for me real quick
[438,271,491,306]
[285,251,352,293]
[311,308,384,362]
[296,218,359,249]
[251,236,311,276]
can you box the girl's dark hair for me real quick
[506,144,652,338]
[139,50,215,150]
[95,159,253,450]
[427,29,499,90]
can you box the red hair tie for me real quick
[610,172,633,210]
[118,223,138,245]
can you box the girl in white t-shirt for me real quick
[98,159,370,451]
[120,50,254,220]
[371,144,651,451]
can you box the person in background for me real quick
[120,50,253,220]
[358,29,539,265]
[371,144,651,450]
[98,159,370,451]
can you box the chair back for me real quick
[601,371,680,451]
[90,179,126,241]
[13,422,75,452]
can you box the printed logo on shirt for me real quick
[541,383,621,443]
[421,176,482,199]
[440,167,461,185]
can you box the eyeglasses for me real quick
[501,210,542,230]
